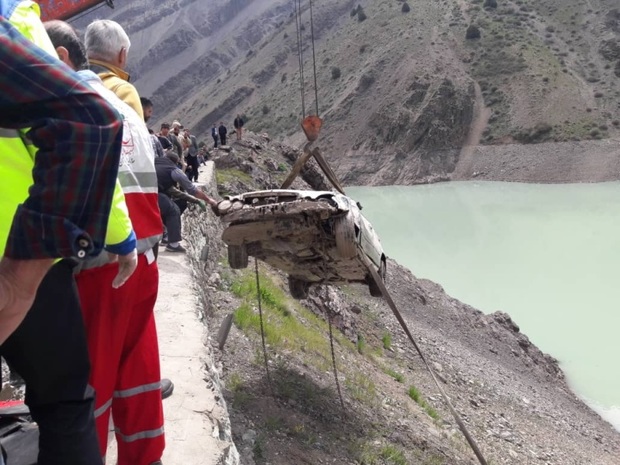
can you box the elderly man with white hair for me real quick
[82,19,167,465]
[85,19,144,120]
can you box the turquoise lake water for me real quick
[348,181,620,431]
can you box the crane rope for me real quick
[308,0,320,116]
[294,0,321,119]
[361,255,489,465]
[293,0,306,118]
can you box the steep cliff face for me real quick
[75,0,620,185]
[334,77,476,185]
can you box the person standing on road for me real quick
[157,122,174,155]
[183,128,200,182]
[169,120,185,159]
[82,19,170,465]
[140,97,165,158]
[211,123,219,148]
[0,13,125,465]
[233,113,244,140]
[85,19,144,120]
[218,121,228,146]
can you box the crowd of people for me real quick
[0,3,243,464]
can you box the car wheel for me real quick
[368,259,386,297]
[333,214,357,259]
[288,276,310,299]
[228,244,248,269]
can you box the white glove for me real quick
[109,248,138,289]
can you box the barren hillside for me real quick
[74,0,620,185]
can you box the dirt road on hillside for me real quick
[454,81,491,179]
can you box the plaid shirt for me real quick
[0,17,123,260]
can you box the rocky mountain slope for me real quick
[74,0,620,185]
[187,134,620,465]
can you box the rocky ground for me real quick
[196,132,620,465]
[453,137,620,184]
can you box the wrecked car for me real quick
[217,189,387,299]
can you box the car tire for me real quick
[228,244,248,269]
[368,259,386,297]
[288,276,310,299]
[333,214,357,259]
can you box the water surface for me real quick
[348,182,620,430]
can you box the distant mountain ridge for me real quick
[76,0,620,185]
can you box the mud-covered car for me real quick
[216,189,387,299]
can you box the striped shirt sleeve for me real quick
[0,17,123,260]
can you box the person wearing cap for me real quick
[168,121,184,160]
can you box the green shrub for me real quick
[384,367,404,383]
[401,2,410,13]
[407,385,421,403]
[357,7,367,22]
[356,335,366,354]
[331,66,341,79]
[380,445,407,465]
[408,385,440,420]
[381,332,392,350]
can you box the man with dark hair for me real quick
[157,123,174,155]
[140,96,154,122]
[218,121,228,146]
[139,97,165,157]
[233,113,244,140]
[0,14,125,465]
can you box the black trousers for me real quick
[186,155,199,182]
[219,133,227,146]
[158,193,182,243]
[1,260,101,465]
[212,135,218,148]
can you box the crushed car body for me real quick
[217,189,387,299]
